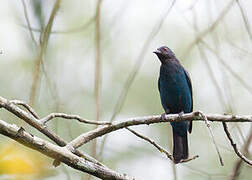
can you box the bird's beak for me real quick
[153,49,162,55]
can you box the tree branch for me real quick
[230,125,252,180]
[0,96,104,167]
[126,127,199,163]
[197,111,224,166]
[40,112,110,125]
[67,111,252,150]
[1,95,252,180]
[0,119,134,180]
[222,122,252,166]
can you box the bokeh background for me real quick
[0,0,252,179]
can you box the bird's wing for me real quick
[183,68,193,133]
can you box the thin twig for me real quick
[21,0,38,46]
[191,7,227,111]
[200,41,252,95]
[91,0,103,165]
[126,127,173,160]
[197,44,227,110]
[222,122,252,166]
[10,100,40,119]
[196,111,224,166]
[230,125,252,180]
[40,113,111,125]
[182,0,236,58]
[29,0,60,106]
[19,16,95,34]
[126,127,199,163]
[236,0,252,43]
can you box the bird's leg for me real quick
[178,111,184,120]
[161,109,170,121]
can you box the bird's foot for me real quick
[161,109,170,121]
[161,113,166,121]
[178,111,184,120]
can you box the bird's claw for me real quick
[178,111,184,120]
[161,113,166,121]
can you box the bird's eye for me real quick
[164,48,168,51]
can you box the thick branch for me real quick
[0,119,134,180]
[0,96,103,166]
[1,96,252,166]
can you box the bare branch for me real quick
[21,0,38,46]
[236,0,252,43]
[68,111,252,150]
[183,0,236,58]
[126,127,173,160]
[0,96,105,167]
[19,16,95,34]
[197,111,224,166]
[222,122,252,166]
[40,113,111,125]
[10,99,40,119]
[0,119,134,180]
[230,125,252,180]
[92,0,103,164]
[200,41,252,95]
[1,95,252,169]
[126,127,199,163]
[29,0,60,106]
[197,44,227,110]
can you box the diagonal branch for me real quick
[29,0,60,106]
[183,0,236,58]
[126,127,173,160]
[222,122,252,166]
[10,99,40,119]
[197,111,224,166]
[236,0,252,43]
[21,0,38,46]
[0,96,104,167]
[0,119,134,180]
[19,16,95,34]
[230,125,252,180]
[126,127,199,163]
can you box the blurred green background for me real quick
[0,0,252,179]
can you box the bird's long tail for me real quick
[172,129,188,164]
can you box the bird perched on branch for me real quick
[153,46,193,163]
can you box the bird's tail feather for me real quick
[172,129,188,164]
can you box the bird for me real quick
[153,46,193,163]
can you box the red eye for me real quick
[164,48,168,51]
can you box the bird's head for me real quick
[153,46,175,63]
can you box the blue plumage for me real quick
[154,46,193,163]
